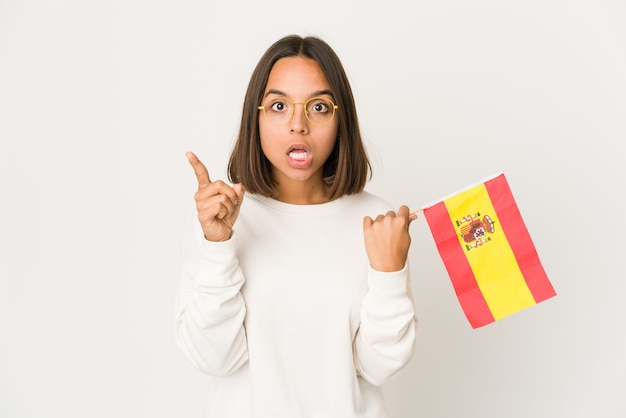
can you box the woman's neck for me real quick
[273,179,329,205]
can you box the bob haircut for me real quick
[227,35,371,201]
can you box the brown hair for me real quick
[227,35,371,201]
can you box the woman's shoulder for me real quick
[348,191,395,212]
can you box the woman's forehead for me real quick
[265,57,331,99]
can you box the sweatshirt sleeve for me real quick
[353,263,417,386]
[174,211,248,376]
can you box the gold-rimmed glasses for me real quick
[258,96,338,126]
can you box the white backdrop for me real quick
[1,1,625,417]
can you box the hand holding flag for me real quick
[363,205,417,272]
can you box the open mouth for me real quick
[286,145,313,168]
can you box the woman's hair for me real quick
[227,35,371,201]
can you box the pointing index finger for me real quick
[185,151,211,188]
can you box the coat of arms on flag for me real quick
[421,173,556,328]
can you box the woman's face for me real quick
[258,56,339,200]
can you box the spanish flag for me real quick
[422,173,556,328]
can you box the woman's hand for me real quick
[186,152,245,242]
[363,205,417,272]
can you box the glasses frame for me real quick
[257,96,339,126]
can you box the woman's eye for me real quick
[311,102,328,113]
[270,102,285,112]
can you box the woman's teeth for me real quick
[289,150,308,161]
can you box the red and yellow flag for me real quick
[422,173,556,328]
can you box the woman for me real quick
[175,34,418,417]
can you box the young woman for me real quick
[175,34,418,417]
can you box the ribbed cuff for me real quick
[367,264,410,299]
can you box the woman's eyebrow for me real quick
[264,89,286,98]
[263,89,335,99]
[312,89,334,98]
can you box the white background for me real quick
[1,0,625,417]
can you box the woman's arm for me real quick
[174,212,248,376]
[353,264,417,386]
[355,205,418,385]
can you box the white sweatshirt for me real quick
[175,191,417,417]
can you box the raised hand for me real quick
[186,151,245,242]
[363,205,417,272]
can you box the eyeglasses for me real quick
[258,96,338,126]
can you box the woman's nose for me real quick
[289,102,309,133]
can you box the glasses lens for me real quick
[263,98,293,125]
[305,98,335,125]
